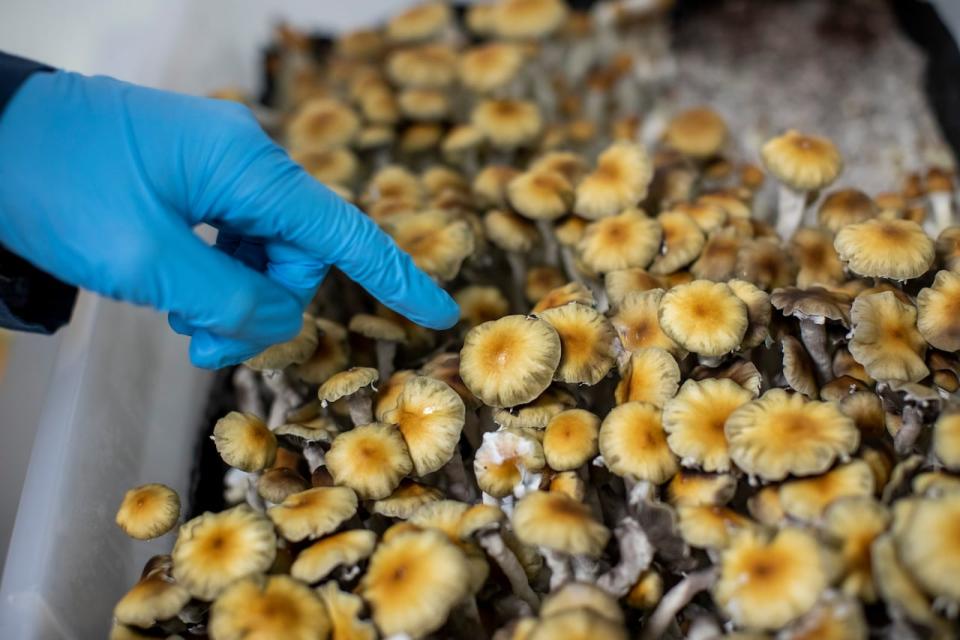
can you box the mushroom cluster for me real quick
[110,1,960,639]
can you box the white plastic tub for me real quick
[0,294,213,639]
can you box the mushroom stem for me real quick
[477,531,540,610]
[535,220,560,268]
[262,370,303,429]
[541,548,573,590]
[930,192,954,233]
[639,568,718,640]
[443,449,477,502]
[233,367,265,417]
[798,318,833,384]
[505,253,529,313]
[303,444,325,473]
[347,389,374,426]
[375,340,397,382]
[244,473,267,512]
[894,405,926,456]
[774,183,806,241]
[596,517,655,597]
[572,555,599,582]
[560,246,586,286]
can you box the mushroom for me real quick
[316,581,378,640]
[893,492,960,602]
[286,98,360,152]
[493,385,576,430]
[778,460,874,521]
[871,533,951,635]
[625,570,664,610]
[771,286,852,384]
[614,347,681,407]
[383,375,465,477]
[212,412,278,473]
[349,313,407,381]
[676,505,754,550]
[603,268,663,309]
[735,238,797,291]
[386,43,458,90]
[658,280,748,361]
[113,555,191,629]
[324,423,413,500]
[789,227,846,288]
[172,505,277,601]
[508,170,575,267]
[386,1,452,43]
[264,485,356,545]
[257,465,310,504]
[663,107,728,162]
[574,142,653,220]
[599,401,678,484]
[726,279,771,351]
[244,313,319,373]
[537,302,617,385]
[817,188,876,234]
[318,367,379,426]
[936,225,960,271]
[760,130,843,239]
[382,209,475,282]
[472,98,543,160]
[483,209,540,312]
[290,529,377,584]
[834,218,935,281]
[780,591,869,640]
[650,210,706,276]
[372,481,444,521]
[933,412,960,471]
[849,292,929,383]
[531,281,595,313]
[917,270,960,352]
[690,227,741,281]
[781,334,819,399]
[665,471,738,508]
[529,609,627,640]
[473,428,545,500]
[209,575,330,639]
[115,483,181,541]
[292,317,349,386]
[611,289,682,357]
[820,496,890,602]
[460,42,525,96]
[542,409,601,472]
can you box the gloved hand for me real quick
[0,70,458,368]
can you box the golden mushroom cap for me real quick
[725,389,859,481]
[286,98,360,153]
[209,575,330,640]
[789,227,846,288]
[508,169,574,221]
[577,208,662,273]
[387,1,451,43]
[834,218,934,280]
[474,428,545,498]
[604,268,663,309]
[474,164,521,209]
[934,412,960,470]
[290,529,378,584]
[113,564,190,628]
[849,292,929,383]
[455,286,509,329]
[372,480,444,519]
[822,496,890,602]
[778,460,875,522]
[543,409,601,471]
[658,280,748,357]
[528,608,627,640]
[663,378,753,473]
[212,412,278,472]
[494,386,576,430]
[664,107,728,159]
[266,486,358,544]
[871,533,946,630]
[361,528,471,637]
[715,528,829,630]
[575,142,653,220]
[650,210,706,275]
[244,313,319,371]
[532,151,588,184]
[366,164,423,203]
[599,401,678,483]
[318,367,378,405]
[611,289,682,356]
[471,98,543,148]
[460,315,561,408]
[760,129,842,192]
[384,376,465,476]
[459,42,524,93]
[325,423,413,500]
[491,0,569,40]
[484,209,539,253]
[293,317,349,385]
[782,591,869,640]
[531,281,595,314]
[665,471,737,508]
[349,313,406,343]
[459,503,507,539]
[614,347,681,408]
[676,505,754,550]
[386,43,457,89]
[894,492,960,601]
[317,581,378,640]
[817,188,876,233]
[374,370,417,422]
[115,483,180,541]
[691,227,740,281]
[512,490,610,556]
[917,270,960,351]
[172,505,277,601]
[540,582,624,623]
[383,210,475,282]
[293,147,358,185]
[537,303,616,385]
[727,279,771,350]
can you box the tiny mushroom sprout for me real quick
[761,129,843,240]
[575,142,653,220]
[172,505,277,601]
[849,291,929,383]
[834,218,935,281]
[724,389,859,481]
[537,303,617,385]
[658,280,748,360]
[599,401,679,484]
[208,575,330,640]
[324,423,413,499]
[714,527,830,631]
[459,314,562,408]
[383,375,466,476]
[113,555,190,628]
[115,483,180,540]
[917,269,960,351]
[318,366,379,426]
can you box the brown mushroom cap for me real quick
[491,0,569,40]
[663,107,728,159]
[834,218,934,281]
[460,42,524,93]
[599,401,678,483]
[849,292,929,383]
[761,129,843,192]
[512,490,610,556]
[471,98,543,149]
[575,143,653,220]
[244,314,319,371]
[658,280,748,357]
[817,188,876,233]
[917,270,960,351]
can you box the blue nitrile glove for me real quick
[0,70,458,368]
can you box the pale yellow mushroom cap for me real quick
[531,281,595,314]
[761,129,842,191]
[387,1,452,43]
[113,563,191,628]
[934,412,960,471]
[778,460,875,522]
[790,227,846,288]
[473,165,521,209]
[293,317,349,385]
[658,280,748,357]
[316,581,378,640]
[244,313,319,371]
[325,424,413,500]
[664,107,728,159]
[318,367,378,405]
[528,609,627,640]
[822,496,890,602]
[383,210,475,281]
[115,483,180,541]
[849,292,929,383]
[834,218,934,280]
[491,0,569,40]
[460,42,525,93]
[286,98,360,153]
[471,98,543,148]
[212,412,277,472]
[917,270,960,351]
[372,480,444,519]
[872,533,946,630]
[665,471,737,508]
[537,303,616,385]
[384,376,465,476]
[290,529,377,584]
[539,582,624,623]
[508,169,574,221]
[817,188,876,233]
[543,409,601,470]
[577,208,662,273]
[209,575,330,640]
[650,210,706,275]
[455,286,510,328]
[267,486,358,542]
[614,347,681,408]
[676,505,754,550]
[484,208,539,253]
[894,492,960,601]
[599,401,678,483]
[512,490,610,556]
[611,289,682,356]
[691,227,740,282]
[604,268,664,309]
[386,43,457,89]
[575,143,653,220]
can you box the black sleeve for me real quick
[0,51,78,334]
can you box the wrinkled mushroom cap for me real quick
[474,428,545,498]
[578,208,662,273]
[778,460,875,521]
[817,188,876,233]
[822,496,890,602]
[316,581,378,640]
[849,292,929,383]
[575,142,653,220]
[286,98,360,153]
[531,281,595,314]
[650,210,706,275]
[540,581,624,623]
[894,492,960,601]
[213,412,278,472]
[460,42,524,93]
[471,98,543,148]
[318,367,379,405]
[491,0,569,40]
[349,313,406,343]
[113,565,191,628]
[484,209,540,253]
[116,483,181,541]
[665,471,737,508]
[614,347,681,408]
[917,270,960,351]
[611,289,682,356]
[677,505,754,550]
[508,169,574,221]
[383,210,475,281]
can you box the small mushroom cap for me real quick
[548,470,586,501]
[770,285,852,326]
[872,533,945,630]
[383,210,475,281]
[473,164,521,209]
[375,370,417,422]
[689,358,763,397]
[474,428,545,498]
[336,28,385,61]
[316,581,378,640]
[512,490,610,556]
[748,485,786,526]
[626,570,664,610]
[508,169,574,222]
[538,303,616,385]
[325,423,413,500]
[290,529,378,584]
[365,165,423,204]
[575,142,653,219]
[348,313,406,343]
[387,1,452,42]
[817,188,876,233]
[267,486,358,543]
[115,483,180,541]
[532,151,588,184]
[936,226,960,271]
[386,43,457,89]
[715,528,829,630]
[727,279,771,350]
[782,335,819,399]
[528,609,627,640]
[398,87,449,120]
[372,480,444,519]
[821,496,890,602]
[659,280,748,357]
[459,503,507,538]
[384,376,465,476]
[318,367,379,405]
[419,352,480,410]
[782,591,869,640]
[172,505,277,601]
[113,568,191,628]
[760,130,842,191]
[691,227,740,281]
[553,214,590,247]
[293,317,350,385]
[491,0,569,40]
[293,147,358,185]
[725,389,859,481]
[578,208,662,273]
[650,210,706,275]
[493,386,576,430]
[665,471,737,508]
[213,412,278,472]
[614,347,681,408]
[209,575,330,640]
[484,209,539,253]
[455,285,510,328]
[459,42,524,93]
[735,238,797,291]
[664,107,728,159]
[677,505,754,550]
[663,378,753,473]
[442,124,483,158]
[599,401,678,483]
[674,200,728,234]
[778,460,875,522]
[917,270,960,351]
[286,98,360,153]
[244,314,319,371]
[611,289,681,356]
[934,412,960,470]
[540,582,624,623]
[604,268,663,309]
[460,315,561,408]
[790,227,846,288]
[834,218,934,280]
[895,492,960,600]
[531,281,595,313]
[361,528,471,637]
[471,98,542,148]
[849,292,929,383]
[543,409,601,470]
